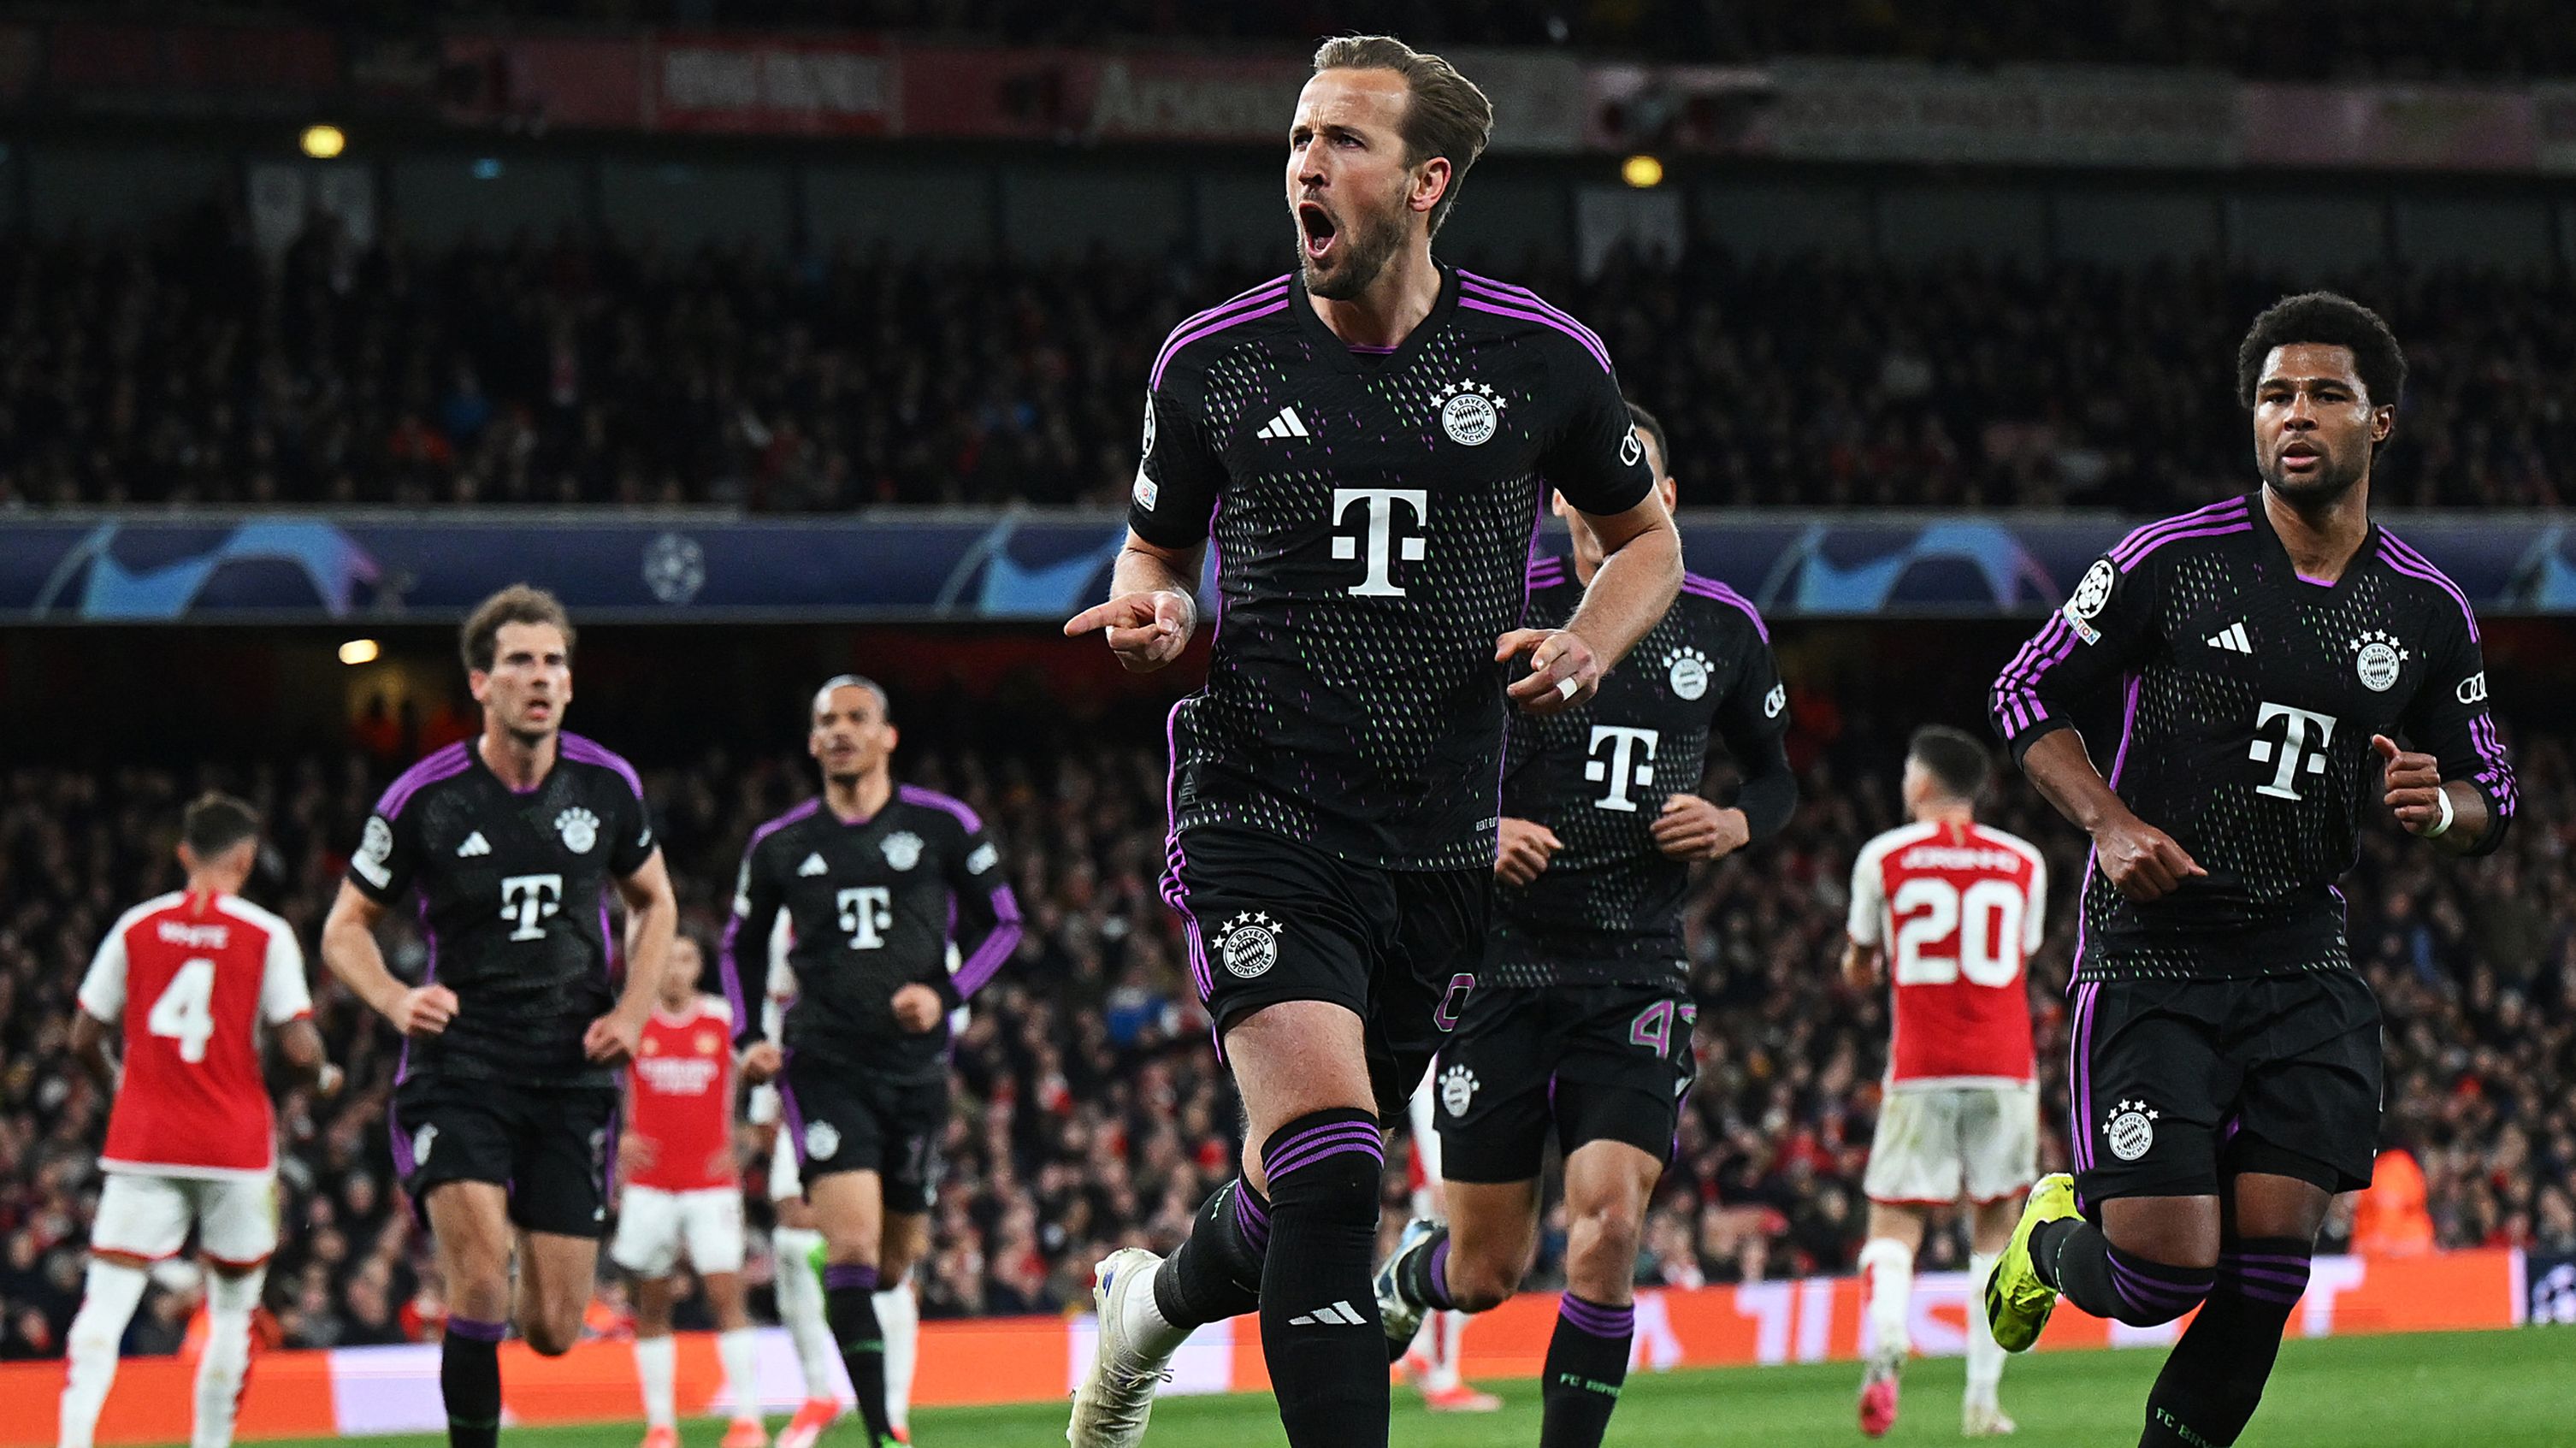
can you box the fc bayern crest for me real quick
[2352,629,2408,692]
[1439,1062,1479,1116]
[1218,911,1281,979]
[2106,1099,2158,1162]
[1435,380,1504,446]
[555,807,599,853]
[1664,646,1711,700]
[805,1120,842,1161]
[881,830,925,871]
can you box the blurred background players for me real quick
[723,677,1021,1448]
[57,793,337,1448]
[1377,405,1791,1448]
[322,585,679,1448]
[612,931,764,1448]
[1396,1075,1498,1413]
[1842,726,2047,1437]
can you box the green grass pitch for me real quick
[261,1329,2573,1448]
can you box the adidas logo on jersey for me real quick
[1255,406,1311,440]
[2206,622,2253,654]
[456,832,492,857]
[798,853,828,877]
[1286,1301,1369,1327]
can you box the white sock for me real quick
[871,1283,916,1431]
[718,1327,763,1427]
[771,1228,841,1402]
[1424,1310,1464,1392]
[1857,1238,1915,1362]
[634,1333,677,1428]
[60,1259,149,1448]
[1115,1261,1191,1360]
[192,1269,263,1448]
[1965,1250,2006,1402]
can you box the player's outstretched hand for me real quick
[738,1041,784,1084]
[2372,735,2448,835]
[389,984,458,1037]
[891,983,946,1034]
[1653,794,1749,862]
[1065,589,1196,672]
[1498,627,1602,714]
[1494,817,1562,886]
[2091,813,2207,902]
[583,1009,645,1065]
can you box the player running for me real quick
[747,944,854,1448]
[61,793,338,1448]
[1062,37,1682,1448]
[1394,1073,1498,1413]
[612,931,765,1448]
[721,675,1022,1448]
[1986,293,2515,1448]
[323,584,679,1448]
[1373,405,1789,1448]
[1842,726,2046,1439]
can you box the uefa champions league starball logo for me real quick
[881,831,925,871]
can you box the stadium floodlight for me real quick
[1622,154,1665,188]
[337,638,380,665]
[300,124,347,160]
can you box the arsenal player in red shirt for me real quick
[1843,726,2049,1438]
[612,933,765,1448]
[61,794,338,1448]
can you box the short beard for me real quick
[1298,204,1406,302]
[826,770,862,790]
[2261,452,2368,507]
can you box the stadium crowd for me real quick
[0,688,2568,1357]
[133,1,2576,80]
[1,210,2571,515]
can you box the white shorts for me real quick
[769,1126,803,1203]
[611,1185,747,1277]
[1864,1082,2039,1207]
[92,1170,279,1267]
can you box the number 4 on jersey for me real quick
[145,957,219,1062]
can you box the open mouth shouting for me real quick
[1298,200,1339,266]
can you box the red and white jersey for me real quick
[1847,820,2046,1089]
[627,996,739,1191]
[80,890,312,1179]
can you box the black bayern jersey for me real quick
[1131,267,1657,872]
[350,734,657,1089]
[1992,494,2516,981]
[720,786,1021,1082]
[1491,562,1790,985]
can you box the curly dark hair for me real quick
[2235,291,2407,412]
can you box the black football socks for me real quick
[2030,1217,2214,1327]
[1256,1108,1388,1448]
[440,1315,505,1448]
[1154,1176,1272,1328]
[1539,1293,1633,1448]
[824,1262,894,1445]
[2138,1238,2313,1447]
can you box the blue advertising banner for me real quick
[3,510,2572,624]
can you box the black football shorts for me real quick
[390,1077,620,1238]
[1164,823,1490,1121]
[1435,980,1699,1184]
[778,1051,949,1215]
[2067,968,2382,1204]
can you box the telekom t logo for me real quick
[499,874,564,942]
[838,887,893,949]
[1585,725,1661,812]
[1331,488,1428,596]
[2248,702,2337,801]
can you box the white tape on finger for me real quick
[1555,677,1580,700]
